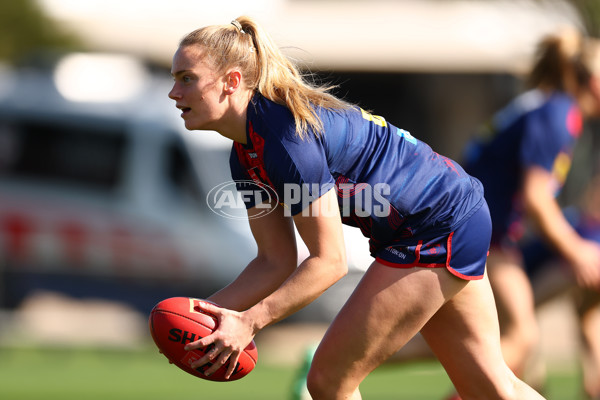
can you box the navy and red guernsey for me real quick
[230,93,485,256]
[464,89,582,244]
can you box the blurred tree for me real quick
[569,0,600,37]
[0,0,82,64]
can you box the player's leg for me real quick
[576,288,600,398]
[306,264,466,400]
[307,264,545,400]
[487,249,539,376]
[420,272,545,399]
[386,332,435,363]
[525,258,575,391]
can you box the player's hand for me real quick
[184,301,256,379]
[568,239,600,290]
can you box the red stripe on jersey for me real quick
[234,121,276,188]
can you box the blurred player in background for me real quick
[463,27,600,398]
[168,16,545,399]
[521,173,600,398]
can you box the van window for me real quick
[164,139,204,207]
[0,120,127,191]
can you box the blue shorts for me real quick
[375,203,492,280]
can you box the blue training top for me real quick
[464,89,582,244]
[230,93,484,256]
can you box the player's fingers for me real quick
[582,266,600,290]
[205,349,233,377]
[193,300,222,316]
[189,344,219,369]
[224,351,242,380]
[578,272,594,289]
[592,269,600,291]
[184,333,216,351]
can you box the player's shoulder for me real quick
[248,93,295,134]
[541,91,575,111]
[501,89,572,120]
[509,90,576,133]
[540,92,581,137]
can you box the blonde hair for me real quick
[179,16,351,139]
[527,27,597,95]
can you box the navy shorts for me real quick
[375,203,492,280]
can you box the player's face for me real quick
[169,45,227,131]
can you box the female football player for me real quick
[463,27,600,390]
[168,16,544,399]
[521,173,600,398]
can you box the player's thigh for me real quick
[487,255,536,329]
[531,260,574,306]
[420,273,512,395]
[311,263,467,382]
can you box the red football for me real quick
[149,297,258,381]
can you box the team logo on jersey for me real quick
[395,128,417,145]
[551,151,572,189]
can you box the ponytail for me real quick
[527,27,590,94]
[179,16,350,139]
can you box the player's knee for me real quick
[306,365,331,398]
[505,319,539,355]
[457,374,521,400]
[307,360,353,399]
[522,326,539,356]
[517,323,539,355]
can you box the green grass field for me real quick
[0,346,584,399]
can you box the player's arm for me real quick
[245,187,348,329]
[523,166,600,288]
[186,189,347,378]
[207,199,299,311]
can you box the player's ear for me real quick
[224,70,242,95]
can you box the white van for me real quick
[0,53,370,319]
[0,54,260,308]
